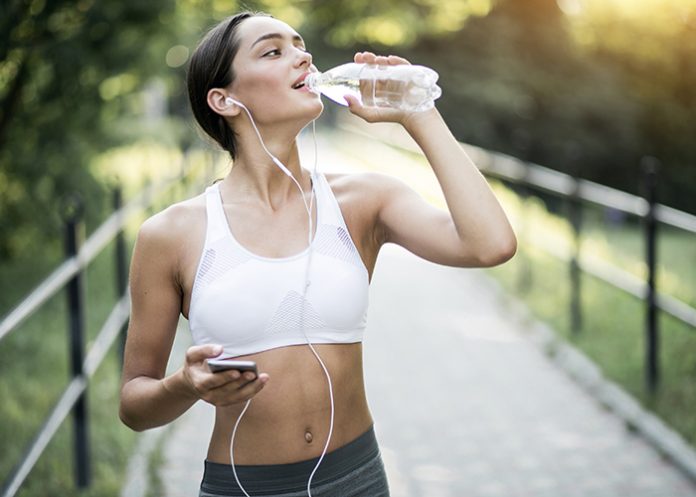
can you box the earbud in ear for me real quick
[226,97,246,108]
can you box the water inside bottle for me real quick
[313,77,420,109]
[312,78,361,107]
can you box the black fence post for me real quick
[569,177,583,335]
[642,157,660,394]
[113,186,128,367]
[63,195,91,489]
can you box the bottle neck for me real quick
[305,71,323,91]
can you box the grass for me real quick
[0,141,216,496]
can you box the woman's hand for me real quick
[181,344,269,407]
[345,51,433,128]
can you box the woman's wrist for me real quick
[401,107,445,140]
[163,367,199,401]
[400,107,442,134]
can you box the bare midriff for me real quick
[206,342,373,465]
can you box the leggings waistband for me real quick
[201,426,379,495]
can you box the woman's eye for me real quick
[263,49,280,57]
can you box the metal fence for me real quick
[0,149,210,497]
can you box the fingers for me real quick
[195,366,242,391]
[354,51,411,65]
[186,343,223,364]
[344,94,362,110]
[191,366,270,406]
[386,54,411,65]
[353,51,368,64]
[344,92,407,124]
[206,372,270,407]
[344,94,378,121]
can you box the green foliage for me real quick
[300,0,494,48]
[392,0,672,207]
[567,0,696,212]
[0,0,177,260]
[408,3,640,176]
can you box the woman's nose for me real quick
[295,48,312,67]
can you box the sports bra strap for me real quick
[312,173,347,230]
[204,183,230,245]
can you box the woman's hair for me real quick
[187,11,270,159]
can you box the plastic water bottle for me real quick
[305,63,442,112]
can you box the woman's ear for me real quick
[207,88,241,116]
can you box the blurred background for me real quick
[1,0,695,495]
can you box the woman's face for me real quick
[229,16,323,125]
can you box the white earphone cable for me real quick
[227,104,332,497]
[229,398,252,497]
[303,119,334,497]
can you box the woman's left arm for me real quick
[394,107,517,267]
[346,52,516,268]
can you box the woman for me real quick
[119,11,516,497]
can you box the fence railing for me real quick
[0,148,210,497]
[340,121,696,393]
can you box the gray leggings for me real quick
[199,427,390,497]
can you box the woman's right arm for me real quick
[119,210,268,431]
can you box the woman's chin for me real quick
[294,99,324,125]
[309,101,324,120]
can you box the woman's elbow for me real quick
[477,232,517,267]
[119,386,154,432]
[119,402,147,432]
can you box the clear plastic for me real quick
[305,62,442,112]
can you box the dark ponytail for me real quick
[187,11,269,158]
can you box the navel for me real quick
[304,430,313,444]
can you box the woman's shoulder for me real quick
[136,192,207,249]
[323,171,411,208]
[324,171,406,196]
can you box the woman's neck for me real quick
[221,140,311,209]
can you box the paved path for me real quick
[131,245,696,497]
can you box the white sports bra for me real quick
[188,172,369,358]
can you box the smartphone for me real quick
[207,358,258,375]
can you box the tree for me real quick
[0,0,177,259]
[566,0,696,211]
